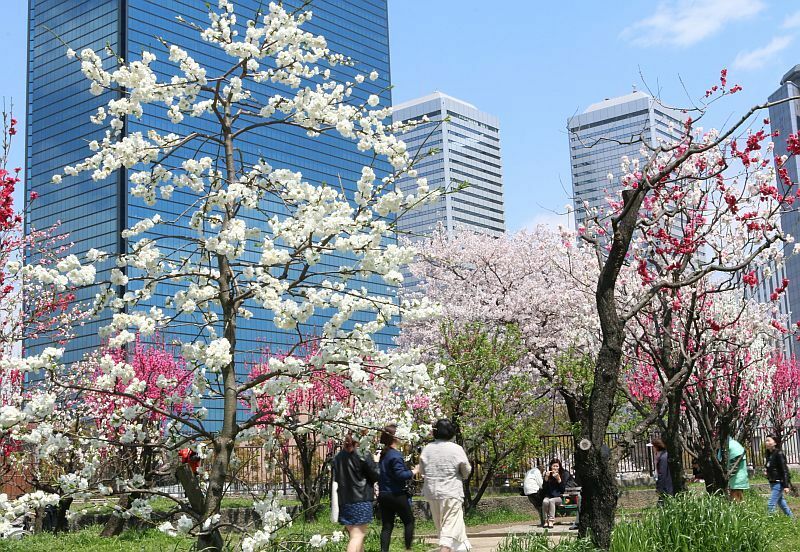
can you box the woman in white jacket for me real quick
[419,419,472,552]
[522,461,544,526]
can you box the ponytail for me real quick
[379,424,398,460]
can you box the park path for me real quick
[422,520,574,552]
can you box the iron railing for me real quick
[7,428,800,498]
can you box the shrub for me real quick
[610,494,768,552]
[496,494,776,552]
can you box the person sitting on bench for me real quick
[522,460,544,526]
[541,458,570,529]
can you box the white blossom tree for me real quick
[3,2,441,550]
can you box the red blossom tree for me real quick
[570,71,800,547]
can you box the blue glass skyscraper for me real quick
[26,0,394,425]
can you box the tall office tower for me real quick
[391,92,505,239]
[769,65,800,336]
[26,1,394,423]
[751,260,793,356]
[567,91,683,230]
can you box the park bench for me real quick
[556,487,581,518]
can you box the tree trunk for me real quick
[576,187,644,550]
[53,496,73,534]
[663,399,687,494]
[574,341,622,550]
[575,446,617,549]
[32,506,44,533]
[301,470,321,521]
[100,493,133,537]
[700,454,727,495]
[465,464,495,513]
[196,438,232,552]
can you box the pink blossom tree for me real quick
[248,343,436,520]
[763,354,800,446]
[625,288,780,493]
[85,335,193,536]
[5,335,193,534]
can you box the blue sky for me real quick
[4,0,799,231]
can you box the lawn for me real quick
[0,503,537,552]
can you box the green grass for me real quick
[0,500,535,552]
[497,533,597,552]
[0,525,193,552]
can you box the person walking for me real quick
[541,458,570,529]
[332,433,380,552]
[724,436,750,502]
[765,434,793,517]
[651,438,674,504]
[378,424,417,552]
[419,419,472,552]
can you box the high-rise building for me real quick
[567,91,684,229]
[769,65,800,337]
[392,92,505,239]
[26,0,395,423]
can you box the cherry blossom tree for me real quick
[402,227,603,503]
[405,226,601,399]
[9,2,440,550]
[571,70,799,547]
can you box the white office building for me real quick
[567,91,684,229]
[392,92,505,239]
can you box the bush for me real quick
[611,494,768,552]
[496,494,784,552]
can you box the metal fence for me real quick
[466,432,657,490]
[9,428,800,499]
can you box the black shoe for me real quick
[569,524,578,530]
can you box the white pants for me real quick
[542,497,560,520]
[428,497,471,551]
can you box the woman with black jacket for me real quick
[332,433,380,552]
[765,434,793,517]
[541,458,571,528]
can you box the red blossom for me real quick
[742,271,758,287]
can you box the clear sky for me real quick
[3,0,798,231]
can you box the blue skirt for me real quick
[339,501,373,526]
